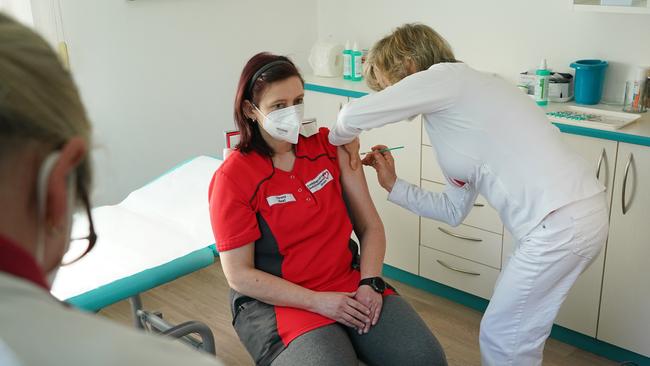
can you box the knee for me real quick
[479,312,496,346]
[404,331,448,366]
[407,347,448,366]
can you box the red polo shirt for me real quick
[209,128,391,351]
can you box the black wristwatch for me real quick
[359,277,386,294]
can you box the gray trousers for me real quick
[270,295,447,366]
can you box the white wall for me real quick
[50,0,317,205]
[0,0,34,25]
[28,0,648,205]
[317,0,650,103]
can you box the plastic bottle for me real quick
[343,41,352,80]
[535,59,550,106]
[351,42,363,81]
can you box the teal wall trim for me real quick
[553,122,650,147]
[382,263,489,313]
[551,325,650,365]
[382,264,650,365]
[304,83,368,99]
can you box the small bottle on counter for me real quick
[343,40,352,80]
[351,42,363,82]
[535,59,550,106]
[623,67,648,113]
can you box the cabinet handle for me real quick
[436,260,481,276]
[596,148,605,181]
[621,153,633,215]
[438,227,483,242]
[473,203,485,207]
[338,103,343,111]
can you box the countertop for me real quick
[304,75,650,147]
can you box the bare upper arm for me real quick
[337,147,383,235]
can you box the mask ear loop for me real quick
[252,104,268,121]
[35,152,61,266]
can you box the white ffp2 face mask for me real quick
[35,152,76,287]
[299,118,319,138]
[255,104,305,144]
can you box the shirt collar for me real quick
[0,233,49,291]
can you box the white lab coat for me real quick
[0,272,224,366]
[329,62,604,241]
[329,62,609,365]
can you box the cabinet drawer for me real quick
[421,180,503,234]
[421,145,445,184]
[420,246,500,300]
[421,216,502,269]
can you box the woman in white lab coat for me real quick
[0,13,223,366]
[330,23,609,366]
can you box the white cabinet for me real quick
[419,138,505,298]
[502,134,616,336]
[560,133,618,208]
[304,91,347,129]
[359,117,422,274]
[598,143,650,357]
[553,134,617,336]
[572,0,650,15]
[421,180,502,269]
[420,245,501,299]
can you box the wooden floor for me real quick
[100,259,616,366]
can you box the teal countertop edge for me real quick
[305,82,650,148]
[304,82,369,99]
[382,264,650,365]
[552,122,650,147]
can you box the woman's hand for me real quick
[362,144,397,192]
[355,285,383,333]
[342,138,361,170]
[311,291,371,332]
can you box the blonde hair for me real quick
[364,23,456,91]
[0,13,91,189]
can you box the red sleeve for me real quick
[316,127,338,159]
[208,170,260,252]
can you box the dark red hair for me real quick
[233,52,304,157]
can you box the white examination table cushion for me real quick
[51,156,222,311]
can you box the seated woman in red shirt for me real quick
[209,52,447,366]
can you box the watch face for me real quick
[372,277,386,292]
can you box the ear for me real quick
[46,137,87,229]
[243,100,258,122]
[404,58,417,75]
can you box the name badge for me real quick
[266,193,296,207]
[306,169,334,194]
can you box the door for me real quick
[554,134,617,336]
[598,142,650,357]
[502,134,617,336]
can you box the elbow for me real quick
[223,270,251,294]
[337,102,351,124]
[447,213,464,227]
[224,275,241,292]
[336,103,361,131]
[358,218,386,242]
